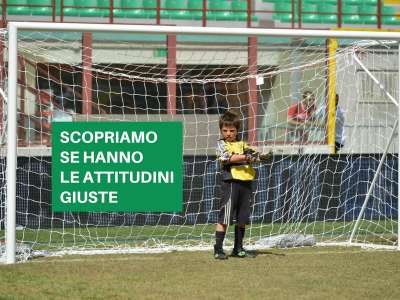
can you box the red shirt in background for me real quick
[287,102,316,122]
[286,101,317,143]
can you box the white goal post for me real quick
[3,22,400,264]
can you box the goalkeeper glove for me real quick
[244,148,258,163]
[244,149,273,162]
[258,150,273,161]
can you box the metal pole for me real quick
[156,0,161,25]
[349,119,399,244]
[0,31,4,139]
[246,0,252,28]
[109,0,114,24]
[51,0,56,23]
[377,0,382,30]
[1,0,6,27]
[6,23,17,264]
[327,39,338,153]
[398,42,400,251]
[291,0,295,29]
[82,32,92,115]
[247,36,257,144]
[202,0,206,27]
[167,34,176,115]
[18,57,26,146]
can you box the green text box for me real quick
[52,122,183,212]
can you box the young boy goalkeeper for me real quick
[214,110,258,259]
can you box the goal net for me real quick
[1,24,399,262]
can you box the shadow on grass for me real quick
[228,250,286,258]
[251,250,286,257]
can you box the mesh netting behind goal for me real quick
[0,28,399,261]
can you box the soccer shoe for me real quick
[230,248,255,258]
[214,246,228,260]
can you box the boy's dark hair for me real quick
[302,90,314,99]
[219,110,241,130]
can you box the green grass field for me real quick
[1,220,397,252]
[1,247,400,299]
[1,221,399,298]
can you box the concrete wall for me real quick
[335,50,398,154]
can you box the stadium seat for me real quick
[71,0,109,17]
[318,4,337,24]
[74,0,96,17]
[163,0,190,19]
[265,0,299,2]
[208,0,234,20]
[62,0,78,16]
[188,0,203,20]
[55,0,62,15]
[301,3,320,23]
[29,0,52,15]
[319,0,338,4]
[143,0,157,18]
[262,0,283,3]
[273,2,298,22]
[7,0,30,15]
[112,0,122,16]
[114,0,146,18]
[303,0,320,4]
[342,0,363,5]
[342,5,361,24]
[231,0,247,21]
[231,0,257,21]
[381,6,400,25]
[358,5,377,24]
[98,0,110,17]
[361,0,378,5]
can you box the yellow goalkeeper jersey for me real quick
[216,139,256,181]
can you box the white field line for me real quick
[23,248,399,264]
[26,256,165,264]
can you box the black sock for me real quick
[234,226,245,250]
[215,231,226,251]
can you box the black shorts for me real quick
[218,180,252,225]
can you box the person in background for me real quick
[334,94,345,153]
[287,90,318,143]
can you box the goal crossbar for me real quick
[7,22,400,39]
